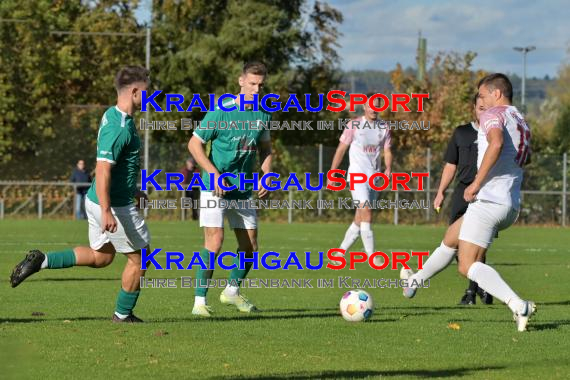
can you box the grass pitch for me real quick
[0,220,569,379]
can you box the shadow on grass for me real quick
[0,316,110,323]
[532,320,570,331]
[29,277,121,282]
[539,300,570,306]
[209,366,506,379]
[381,305,486,311]
[157,312,342,323]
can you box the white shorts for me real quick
[459,200,519,249]
[350,182,380,204]
[199,191,257,230]
[86,197,151,253]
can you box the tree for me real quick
[0,0,142,178]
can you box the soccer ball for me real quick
[339,289,374,322]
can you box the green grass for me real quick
[0,220,569,379]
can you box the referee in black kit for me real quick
[433,93,493,305]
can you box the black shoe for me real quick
[459,290,476,305]
[477,288,493,305]
[112,314,144,323]
[10,250,45,288]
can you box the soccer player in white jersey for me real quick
[328,94,393,264]
[402,74,535,331]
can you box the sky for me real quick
[328,0,569,78]
[135,0,569,78]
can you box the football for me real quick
[339,289,374,322]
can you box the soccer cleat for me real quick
[400,267,416,298]
[514,301,536,332]
[220,292,258,313]
[328,250,345,263]
[192,304,213,317]
[459,290,476,305]
[112,314,144,323]
[477,288,493,305]
[10,250,45,288]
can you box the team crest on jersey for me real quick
[238,135,257,152]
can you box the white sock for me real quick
[224,285,239,296]
[114,311,129,319]
[360,222,374,256]
[410,242,456,288]
[467,262,525,313]
[40,254,48,269]
[340,222,360,251]
[194,296,206,307]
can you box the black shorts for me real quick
[449,183,469,225]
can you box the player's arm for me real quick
[436,130,459,209]
[464,128,503,202]
[94,161,117,233]
[435,164,457,209]
[327,141,349,187]
[257,138,272,199]
[383,131,393,177]
[188,136,227,197]
[189,111,229,197]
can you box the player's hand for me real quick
[213,172,229,198]
[135,190,148,210]
[464,182,480,203]
[257,177,270,199]
[101,209,117,233]
[326,175,341,189]
[434,192,445,209]
[384,167,392,179]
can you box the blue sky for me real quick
[136,0,569,77]
[327,0,569,77]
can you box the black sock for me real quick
[468,280,478,293]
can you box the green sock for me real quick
[115,288,141,316]
[229,251,253,286]
[47,249,76,269]
[195,248,213,297]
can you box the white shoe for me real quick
[514,301,536,332]
[400,267,414,280]
[328,250,345,263]
[400,267,417,298]
[192,304,213,317]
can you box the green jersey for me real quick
[194,98,272,200]
[87,106,140,207]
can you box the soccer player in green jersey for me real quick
[188,61,273,316]
[10,66,151,323]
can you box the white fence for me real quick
[0,148,568,226]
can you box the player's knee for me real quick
[207,239,224,254]
[92,252,114,268]
[358,208,372,221]
[127,255,145,274]
[239,240,257,254]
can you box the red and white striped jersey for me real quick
[477,105,531,209]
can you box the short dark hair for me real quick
[472,92,479,106]
[242,61,267,77]
[114,66,149,92]
[478,73,513,102]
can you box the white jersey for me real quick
[478,105,531,209]
[339,116,392,177]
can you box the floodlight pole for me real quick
[144,25,151,217]
[513,46,536,113]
